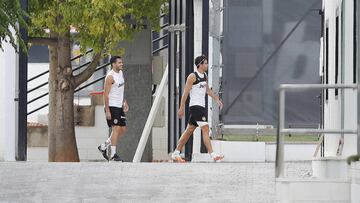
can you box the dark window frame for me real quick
[354,0,357,84]
[335,10,339,96]
[325,20,329,101]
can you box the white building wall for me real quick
[0,31,17,161]
[323,0,357,156]
[342,0,357,156]
[324,0,342,156]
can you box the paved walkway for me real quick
[0,162,311,203]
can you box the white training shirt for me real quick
[107,69,125,108]
[189,70,207,107]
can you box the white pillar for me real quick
[0,29,17,161]
[192,0,203,156]
[342,0,357,156]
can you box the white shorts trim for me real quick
[197,121,208,127]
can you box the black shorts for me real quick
[106,107,126,127]
[188,106,208,127]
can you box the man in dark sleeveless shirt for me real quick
[171,55,224,162]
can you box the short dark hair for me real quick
[110,56,122,66]
[194,55,208,68]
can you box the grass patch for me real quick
[218,134,319,142]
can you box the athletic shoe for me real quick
[110,154,123,162]
[210,152,224,161]
[171,151,185,163]
[97,145,109,161]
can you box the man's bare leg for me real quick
[109,126,126,161]
[98,126,122,161]
[200,125,213,153]
[110,126,126,145]
[176,125,196,151]
[172,125,196,162]
[201,125,224,161]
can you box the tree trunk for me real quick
[48,32,79,162]
[48,44,57,161]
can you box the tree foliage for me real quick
[0,0,27,51]
[28,0,166,55]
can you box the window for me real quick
[28,45,49,63]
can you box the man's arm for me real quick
[178,73,196,118]
[103,75,113,119]
[206,84,223,109]
[123,95,129,112]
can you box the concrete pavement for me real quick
[0,161,311,203]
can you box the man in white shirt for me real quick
[98,56,129,161]
[171,55,224,162]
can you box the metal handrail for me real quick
[275,84,358,178]
[27,92,48,105]
[152,33,168,43]
[27,49,93,82]
[27,81,48,93]
[27,70,49,83]
[152,44,168,54]
[27,62,109,115]
[153,23,169,31]
[28,61,109,94]
[160,23,169,30]
[28,61,91,93]
[27,103,49,116]
[74,75,106,93]
[27,75,107,115]
[72,61,91,73]
[70,49,93,61]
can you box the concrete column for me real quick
[0,31,17,161]
[117,29,153,162]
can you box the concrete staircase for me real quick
[276,178,350,202]
[276,158,360,203]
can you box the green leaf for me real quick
[27,0,167,55]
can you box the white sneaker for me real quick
[171,151,185,163]
[210,152,224,161]
[100,140,110,151]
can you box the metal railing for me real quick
[275,84,358,178]
[27,49,93,83]
[27,49,110,115]
[27,68,109,116]
[152,13,169,55]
